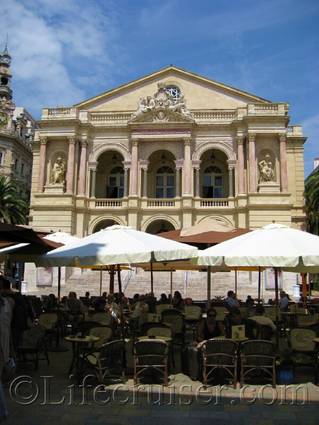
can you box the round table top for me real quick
[138,335,172,343]
[65,335,100,343]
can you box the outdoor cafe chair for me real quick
[201,338,238,388]
[289,328,318,383]
[141,322,171,337]
[240,340,276,387]
[156,304,173,315]
[134,339,169,385]
[89,326,113,348]
[91,311,112,326]
[18,324,49,370]
[38,312,59,346]
[74,320,103,336]
[83,339,126,384]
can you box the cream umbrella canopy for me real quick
[36,225,198,293]
[198,223,319,270]
[198,222,319,311]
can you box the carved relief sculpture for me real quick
[258,153,275,183]
[131,83,193,122]
[51,156,66,184]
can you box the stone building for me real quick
[27,66,306,297]
[0,46,36,199]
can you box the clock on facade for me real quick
[165,85,181,100]
[0,112,8,127]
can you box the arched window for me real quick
[203,165,223,198]
[107,166,124,198]
[156,166,175,198]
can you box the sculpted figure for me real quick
[51,156,66,184]
[258,154,275,182]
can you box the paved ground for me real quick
[3,342,319,425]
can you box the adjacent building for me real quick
[0,46,36,200]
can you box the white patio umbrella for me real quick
[198,222,319,310]
[0,231,80,299]
[198,223,319,270]
[36,225,198,293]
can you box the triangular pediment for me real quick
[75,66,271,113]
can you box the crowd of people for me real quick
[0,275,299,421]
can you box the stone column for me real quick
[38,137,47,192]
[129,140,138,196]
[77,139,88,196]
[279,133,288,191]
[89,162,97,197]
[228,164,235,197]
[237,136,245,194]
[123,164,129,197]
[140,160,149,198]
[174,159,183,197]
[183,138,192,195]
[248,133,257,192]
[192,160,201,197]
[66,137,76,194]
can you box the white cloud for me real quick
[0,0,121,117]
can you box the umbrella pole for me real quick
[234,269,238,297]
[117,265,122,294]
[207,266,211,302]
[274,268,280,347]
[109,266,115,294]
[258,267,261,304]
[150,262,154,294]
[57,267,61,301]
[99,270,103,296]
[301,273,307,308]
[170,271,173,299]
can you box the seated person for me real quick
[67,292,84,315]
[158,293,169,304]
[225,290,240,310]
[224,307,252,339]
[172,291,184,311]
[250,305,276,332]
[196,308,224,343]
[245,295,254,308]
[279,291,290,311]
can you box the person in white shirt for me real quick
[250,305,276,331]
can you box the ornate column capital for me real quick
[248,133,256,143]
[175,159,184,170]
[131,139,139,148]
[80,138,88,148]
[236,135,244,145]
[192,159,201,171]
[183,137,192,146]
[227,159,236,170]
[123,160,131,170]
[139,159,149,171]
[39,136,47,145]
[88,161,98,171]
[68,136,77,145]
[278,133,287,143]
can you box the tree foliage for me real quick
[0,175,29,224]
[305,168,319,235]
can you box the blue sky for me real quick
[1,0,318,175]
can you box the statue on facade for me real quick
[51,156,66,184]
[258,153,275,182]
[131,83,193,122]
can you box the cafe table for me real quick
[65,335,100,376]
